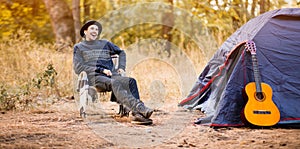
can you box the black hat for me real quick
[80,20,102,37]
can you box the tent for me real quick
[179,8,300,127]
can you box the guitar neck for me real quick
[251,54,262,93]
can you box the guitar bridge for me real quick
[253,110,271,114]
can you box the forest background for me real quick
[0,0,299,111]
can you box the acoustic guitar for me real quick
[244,40,280,126]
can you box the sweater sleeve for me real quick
[118,50,126,70]
[73,45,97,75]
[108,42,126,70]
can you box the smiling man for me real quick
[73,20,153,125]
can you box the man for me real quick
[73,20,153,124]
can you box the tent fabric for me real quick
[179,8,300,127]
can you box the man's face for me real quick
[84,24,99,41]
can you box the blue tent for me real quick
[179,8,300,127]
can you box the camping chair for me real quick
[75,55,128,118]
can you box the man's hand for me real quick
[103,69,112,76]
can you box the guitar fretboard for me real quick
[251,55,262,93]
[246,40,264,99]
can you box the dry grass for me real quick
[0,30,73,110]
[0,30,73,93]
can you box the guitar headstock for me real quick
[245,40,257,55]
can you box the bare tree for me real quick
[43,0,75,44]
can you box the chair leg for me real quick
[80,106,86,118]
[118,105,123,115]
[118,104,130,117]
[79,94,87,118]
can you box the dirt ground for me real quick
[1,99,300,149]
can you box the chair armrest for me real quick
[111,54,119,70]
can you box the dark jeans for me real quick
[88,74,142,112]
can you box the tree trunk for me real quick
[161,0,174,57]
[72,0,81,42]
[83,0,91,23]
[259,0,266,14]
[251,0,257,16]
[43,0,75,44]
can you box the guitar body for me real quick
[244,82,280,126]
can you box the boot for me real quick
[131,112,153,125]
[135,102,153,119]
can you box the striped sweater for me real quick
[73,39,126,77]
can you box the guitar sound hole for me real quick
[253,110,271,114]
[255,92,265,100]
